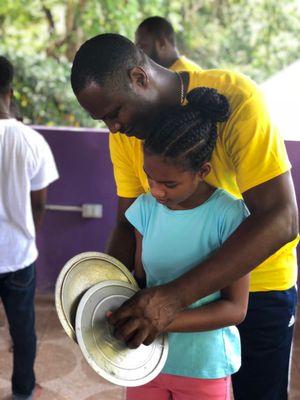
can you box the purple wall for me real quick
[286,141,300,267]
[34,127,300,292]
[34,127,118,291]
[286,141,300,212]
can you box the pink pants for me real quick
[126,373,231,400]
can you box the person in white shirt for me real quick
[0,56,59,400]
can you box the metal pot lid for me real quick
[55,252,138,342]
[75,280,168,387]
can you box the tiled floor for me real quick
[0,295,125,400]
[0,295,299,400]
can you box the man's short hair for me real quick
[137,16,176,46]
[71,33,144,95]
[0,56,13,94]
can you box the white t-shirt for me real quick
[0,119,59,273]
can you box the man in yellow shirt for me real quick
[70,34,298,400]
[135,16,201,72]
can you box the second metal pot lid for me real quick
[75,280,168,387]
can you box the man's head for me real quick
[135,16,179,68]
[71,33,172,139]
[71,33,144,96]
[0,56,13,100]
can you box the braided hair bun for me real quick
[186,87,230,122]
[144,86,230,172]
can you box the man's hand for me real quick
[108,285,182,348]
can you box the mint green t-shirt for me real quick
[125,189,249,379]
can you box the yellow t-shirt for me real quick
[109,69,298,292]
[170,55,202,72]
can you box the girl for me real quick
[125,87,249,400]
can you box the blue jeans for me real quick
[0,263,36,397]
[232,286,298,400]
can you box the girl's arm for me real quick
[134,230,146,288]
[165,274,249,332]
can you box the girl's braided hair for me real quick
[144,87,230,172]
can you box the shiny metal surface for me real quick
[76,280,168,387]
[55,252,138,342]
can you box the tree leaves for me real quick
[0,0,299,126]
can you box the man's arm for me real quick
[109,171,298,348]
[105,196,137,271]
[176,171,298,305]
[30,188,47,230]
[114,228,248,341]
[164,275,249,333]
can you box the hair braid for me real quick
[144,87,230,171]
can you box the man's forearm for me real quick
[105,222,136,271]
[169,204,298,308]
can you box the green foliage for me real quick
[1,0,300,127]
[1,46,93,126]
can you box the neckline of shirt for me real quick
[157,188,222,215]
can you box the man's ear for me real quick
[197,162,211,180]
[128,66,149,89]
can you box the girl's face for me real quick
[143,152,210,210]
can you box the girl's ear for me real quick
[197,162,211,180]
